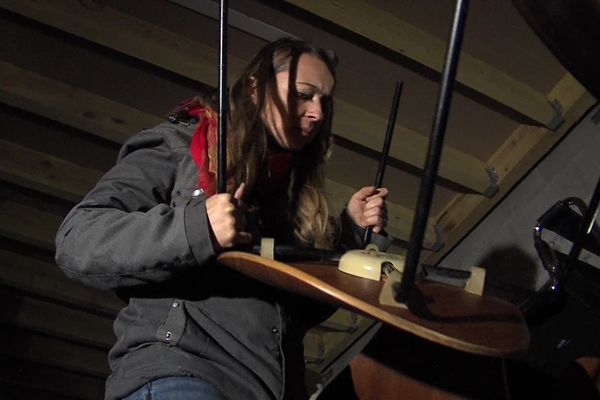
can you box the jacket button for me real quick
[172,301,180,308]
[165,331,172,341]
[272,327,280,335]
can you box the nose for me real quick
[305,99,323,123]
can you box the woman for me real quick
[55,38,391,400]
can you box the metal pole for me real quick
[394,0,470,302]
[218,0,228,193]
[558,174,600,292]
[363,81,403,246]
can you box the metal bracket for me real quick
[483,166,499,197]
[425,224,444,252]
[545,99,564,131]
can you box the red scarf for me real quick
[179,98,292,196]
[189,106,218,196]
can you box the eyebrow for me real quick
[296,81,331,95]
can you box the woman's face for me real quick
[261,53,335,151]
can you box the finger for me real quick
[363,206,384,220]
[352,186,377,201]
[366,187,389,202]
[364,204,386,220]
[208,193,236,210]
[234,182,246,202]
[377,187,389,199]
[373,224,385,233]
[363,211,383,224]
[364,196,385,210]
[236,231,253,245]
[365,215,386,233]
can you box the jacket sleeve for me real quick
[54,126,215,290]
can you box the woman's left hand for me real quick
[346,186,389,233]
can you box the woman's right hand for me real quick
[206,183,252,251]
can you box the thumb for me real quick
[367,187,389,202]
[352,186,376,202]
[234,182,246,202]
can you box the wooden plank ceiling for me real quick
[0,0,596,398]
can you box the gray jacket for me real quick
[55,120,391,400]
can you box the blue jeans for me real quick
[122,377,225,400]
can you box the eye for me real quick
[297,91,313,101]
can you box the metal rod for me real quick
[363,81,403,246]
[218,0,228,193]
[558,174,600,292]
[394,0,469,302]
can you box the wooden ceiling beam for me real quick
[284,0,563,129]
[334,99,493,195]
[0,1,493,194]
[0,63,436,248]
[0,201,61,250]
[0,327,110,377]
[0,138,103,202]
[0,288,115,349]
[0,357,106,400]
[0,61,162,144]
[0,249,123,315]
[427,73,594,264]
[0,138,434,248]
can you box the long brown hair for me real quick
[228,38,339,249]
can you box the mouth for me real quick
[300,126,316,137]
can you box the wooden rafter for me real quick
[0,288,115,349]
[0,249,123,315]
[0,61,437,247]
[0,359,106,400]
[427,73,594,264]
[0,61,162,143]
[284,0,562,128]
[0,138,103,202]
[0,0,493,194]
[0,327,110,377]
[334,99,492,195]
[0,201,61,250]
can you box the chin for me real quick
[288,141,309,152]
[278,135,313,152]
